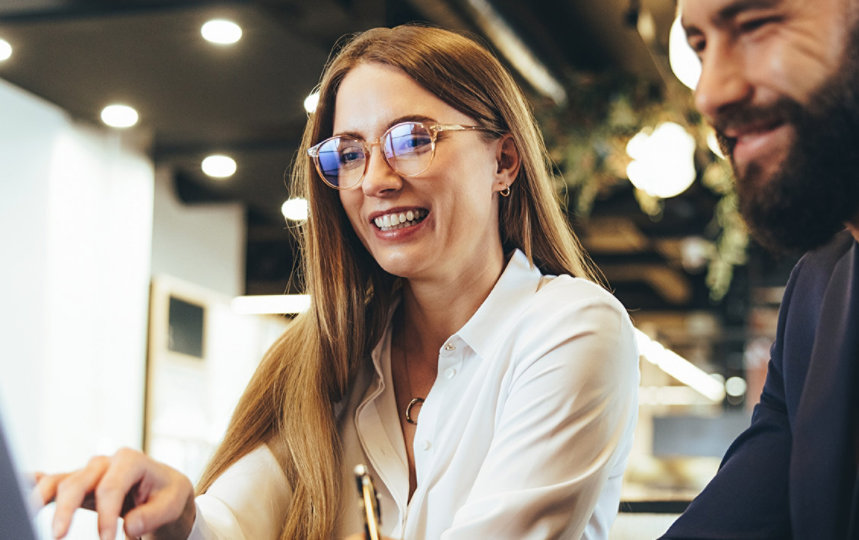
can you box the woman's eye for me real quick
[392,135,431,154]
[340,150,364,165]
[406,136,431,150]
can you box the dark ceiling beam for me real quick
[152,136,301,161]
[0,0,248,23]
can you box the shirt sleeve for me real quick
[188,444,291,540]
[443,286,640,540]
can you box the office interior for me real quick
[0,1,799,538]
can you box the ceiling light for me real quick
[0,38,12,62]
[201,154,236,178]
[201,19,242,45]
[231,294,310,315]
[303,91,319,114]
[669,15,701,90]
[281,198,308,221]
[626,121,697,198]
[100,104,139,128]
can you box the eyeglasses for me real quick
[307,120,496,190]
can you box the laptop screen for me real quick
[0,412,38,540]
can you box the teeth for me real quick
[374,209,427,231]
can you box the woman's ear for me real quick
[494,133,520,193]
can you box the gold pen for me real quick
[354,464,381,540]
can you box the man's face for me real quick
[680,0,859,252]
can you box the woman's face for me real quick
[332,62,511,284]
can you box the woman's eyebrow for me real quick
[333,114,438,140]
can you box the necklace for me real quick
[401,340,425,425]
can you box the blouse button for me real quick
[444,367,457,379]
[421,440,432,451]
[443,342,456,351]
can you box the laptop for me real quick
[0,411,38,540]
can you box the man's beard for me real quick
[714,27,859,254]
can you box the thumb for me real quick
[122,487,195,539]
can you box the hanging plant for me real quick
[533,73,747,301]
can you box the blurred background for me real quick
[0,0,798,537]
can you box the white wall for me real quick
[0,76,267,488]
[0,78,154,472]
[151,166,245,298]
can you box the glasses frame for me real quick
[307,121,497,190]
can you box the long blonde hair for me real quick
[197,24,599,539]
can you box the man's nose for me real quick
[694,43,753,122]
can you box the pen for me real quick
[354,464,381,540]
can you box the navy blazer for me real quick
[663,231,859,539]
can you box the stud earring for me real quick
[499,185,511,197]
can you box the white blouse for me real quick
[190,249,639,539]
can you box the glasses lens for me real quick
[315,137,365,188]
[384,122,434,176]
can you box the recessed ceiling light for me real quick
[201,154,237,178]
[201,19,242,45]
[100,104,139,128]
[0,38,12,62]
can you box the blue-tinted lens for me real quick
[385,123,432,157]
[384,123,434,176]
[316,137,365,187]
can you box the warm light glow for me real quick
[303,91,319,114]
[635,329,726,402]
[626,122,697,198]
[201,19,242,45]
[669,15,701,90]
[0,38,12,62]
[707,130,725,159]
[231,295,310,315]
[201,154,236,178]
[281,198,308,221]
[100,104,139,128]
[725,376,748,397]
[639,386,714,406]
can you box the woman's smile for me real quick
[371,208,429,232]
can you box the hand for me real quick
[35,447,195,540]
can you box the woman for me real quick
[41,25,638,540]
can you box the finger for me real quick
[34,472,69,505]
[52,456,110,539]
[121,468,195,539]
[93,448,149,540]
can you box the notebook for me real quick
[0,411,38,540]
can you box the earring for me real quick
[499,185,511,197]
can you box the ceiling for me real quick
[0,0,765,337]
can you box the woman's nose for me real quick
[361,145,402,196]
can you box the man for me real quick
[663,0,859,538]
